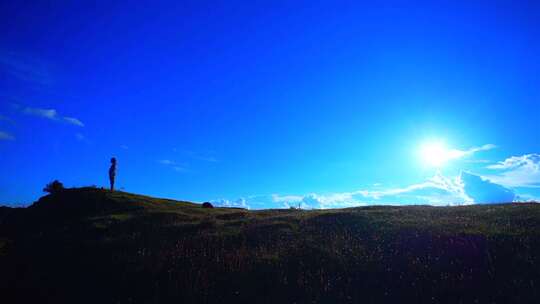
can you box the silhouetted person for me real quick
[109,157,117,191]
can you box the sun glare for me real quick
[419,141,451,167]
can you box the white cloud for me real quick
[212,198,249,209]
[514,193,540,203]
[272,194,304,203]
[273,191,373,208]
[419,142,496,167]
[358,171,513,205]
[23,107,57,119]
[22,106,84,127]
[354,173,472,206]
[63,116,85,127]
[486,154,540,188]
[487,153,540,170]
[273,192,361,209]
[0,131,15,141]
[448,144,496,159]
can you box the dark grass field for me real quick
[1,188,539,303]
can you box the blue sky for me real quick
[1,1,539,208]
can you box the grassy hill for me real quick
[1,187,540,303]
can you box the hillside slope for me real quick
[1,188,540,304]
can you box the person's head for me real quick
[111,157,117,164]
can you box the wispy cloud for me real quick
[466,144,497,154]
[23,107,57,119]
[75,132,91,144]
[486,154,540,188]
[176,149,219,163]
[158,159,188,172]
[449,144,497,159]
[158,159,176,165]
[21,106,84,127]
[0,131,15,141]
[0,52,53,86]
[0,115,14,123]
[63,117,84,127]
[194,155,218,162]
[465,159,492,164]
[487,154,540,170]
[433,143,496,162]
[419,142,496,167]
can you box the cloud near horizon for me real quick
[211,198,249,209]
[486,154,540,188]
[21,106,84,127]
[212,171,517,210]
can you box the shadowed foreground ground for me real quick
[1,188,539,303]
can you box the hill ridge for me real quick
[1,187,540,303]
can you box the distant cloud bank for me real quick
[269,171,514,209]
[212,168,527,210]
[211,147,540,210]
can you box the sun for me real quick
[419,141,452,167]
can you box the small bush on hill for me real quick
[43,180,64,194]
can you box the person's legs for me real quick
[110,176,115,191]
